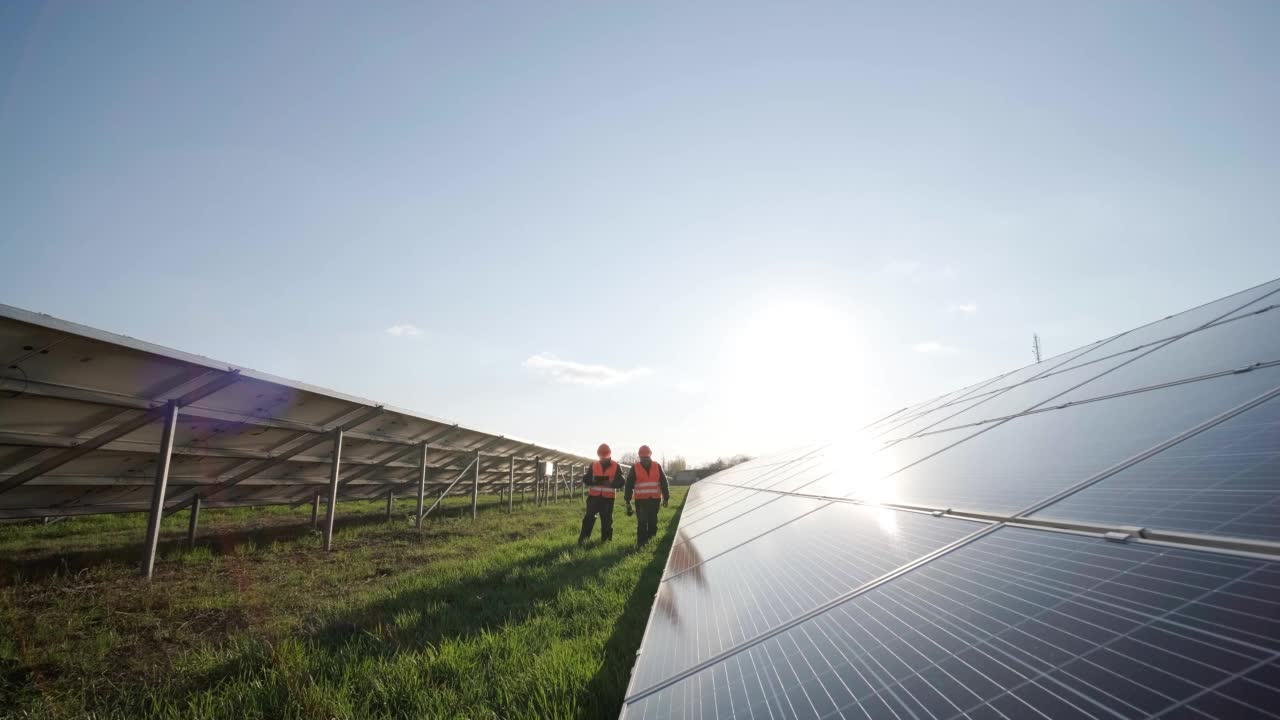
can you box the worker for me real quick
[625,445,669,547]
[579,443,624,545]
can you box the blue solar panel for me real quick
[869,366,1280,515]
[624,281,1280,720]
[625,527,1280,720]
[1035,393,1280,543]
[631,505,985,691]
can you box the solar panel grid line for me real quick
[664,500,836,582]
[681,470,1280,562]
[904,358,1280,443]
[681,458,823,522]
[863,406,910,431]
[675,455,829,533]
[873,339,1124,443]
[888,334,1187,448]
[874,328,1146,436]
[626,521,1005,703]
[941,534,1277,658]
[1015,382,1280,519]
[635,509,985,690]
[632,525,1280,717]
[676,472,833,541]
[900,544,1274,720]
[880,282,1280,446]
[1022,308,1278,392]
[1027,387,1280,545]
[878,364,1280,520]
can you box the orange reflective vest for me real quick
[633,462,663,500]
[589,461,619,499]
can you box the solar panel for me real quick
[876,366,1280,514]
[626,527,1280,720]
[1046,306,1280,407]
[1034,394,1280,543]
[633,505,986,691]
[0,303,595,523]
[665,494,830,578]
[624,278,1280,720]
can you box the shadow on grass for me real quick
[182,535,636,698]
[310,539,631,654]
[580,505,683,719]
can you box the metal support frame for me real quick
[385,489,394,519]
[508,454,515,513]
[535,456,543,506]
[164,405,384,518]
[415,443,428,529]
[310,494,320,528]
[319,424,459,501]
[0,371,241,496]
[471,450,479,520]
[187,495,200,547]
[322,429,343,552]
[417,456,477,523]
[141,400,180,580]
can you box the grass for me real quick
[0,487,687,719]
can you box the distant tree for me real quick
[619,451,640,466]
[667,456,688,473]
[693,454,752,479]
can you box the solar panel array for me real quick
[623,277,1280,719]
[0,304,593,520]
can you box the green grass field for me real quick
[0,487,686,719]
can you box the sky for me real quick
[2,1,1279,464]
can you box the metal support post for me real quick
[554,467,559,503]
[471,450,479,520]
[508,455,515,513]
[323,429,344,552]
[415,443,428,529]
[141,400,180,580]
[386,489,394,519]
[187,495,201,547]
[311,494,320,528]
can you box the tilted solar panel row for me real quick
[624,276,1280,719]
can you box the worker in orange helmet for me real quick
[625,445,669,547]
[578,443,625,545]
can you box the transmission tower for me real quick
[1032,333,1042,363]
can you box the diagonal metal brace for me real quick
[163,405,385,517]
[0,370,242,496]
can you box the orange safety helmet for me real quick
[638,445,653,458]
[597,443,612,459]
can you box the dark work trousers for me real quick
[580,495,615,543]
[635,499,661,546]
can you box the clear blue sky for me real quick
[3,1,1278,463]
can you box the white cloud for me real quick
[385,323,422,337]
[913,341,959,354]
[676,380,706,394]
[948,302,978,314]
[523,353,653,387]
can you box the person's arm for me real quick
[581,467,594,487]
[659,466,671,504]
[624,467,636,504]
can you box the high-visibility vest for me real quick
[633,462,663,500]
[589,461,619,499]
